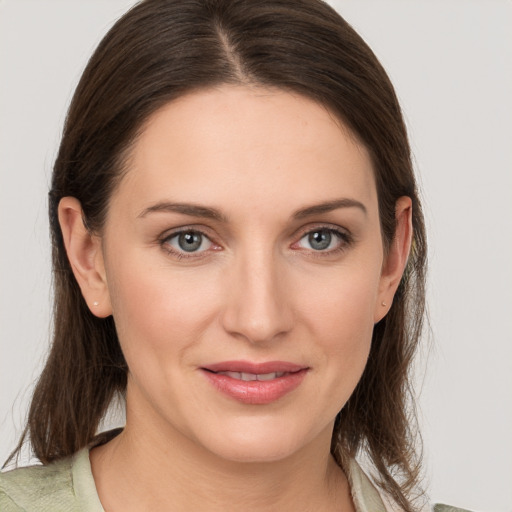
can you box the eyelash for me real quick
[293,226,353,258]
[159,227,218,260]
[158,225,353,261]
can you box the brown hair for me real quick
[8,1,427,509]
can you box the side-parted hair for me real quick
[9,1,427,510]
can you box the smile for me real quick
[201,361,309,405]
[215,371,287,381]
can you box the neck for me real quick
[90,395,354,511]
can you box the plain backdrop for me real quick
[1,1,511,511]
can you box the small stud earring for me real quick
[381,301,387,307]
[93,301,99,307]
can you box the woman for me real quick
[0,1,468,511]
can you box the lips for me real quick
[216,371,286,381]
[201,361,309,405]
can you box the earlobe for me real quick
[374,196,413,323]
[58,197,112,318]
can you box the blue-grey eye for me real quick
[179,232,202,251]
[168,231,211,253]
[298,228,341,251]
[309,230,331,250]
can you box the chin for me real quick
[194,416,324,464]
[209,439,299,464]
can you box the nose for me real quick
[220,248,294,345]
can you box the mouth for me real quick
[211,370,288,381]
[200,361,309,405]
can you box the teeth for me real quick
[217,371,286,381]
[221,371,242,380]
[257,372,285,381]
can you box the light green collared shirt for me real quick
[0,432,472,512]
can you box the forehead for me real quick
[113,85,378,221]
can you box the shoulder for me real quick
[0,429,120,511]
[345,458,476,512]
[0,456,80,512]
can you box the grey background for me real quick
[1,1,511,510]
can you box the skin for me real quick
[59,85,412,511]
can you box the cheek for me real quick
[324,291,375,374]
[105,253,219,362]
[297,262,380,337]
[293,262,380,392]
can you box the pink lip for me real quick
[201,360,309,405]
[203,360,305,374]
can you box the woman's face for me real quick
[98,85,392,462]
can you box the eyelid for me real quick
[291,223,353,254]
[159,225,220,259]
[293,222,351,241]
[159,224,217,242]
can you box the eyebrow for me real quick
[292,198,367,219]
[137,198,367,222]
[138,202,228,222]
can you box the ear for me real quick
[58,197,112,318]
[374,196,413,323]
